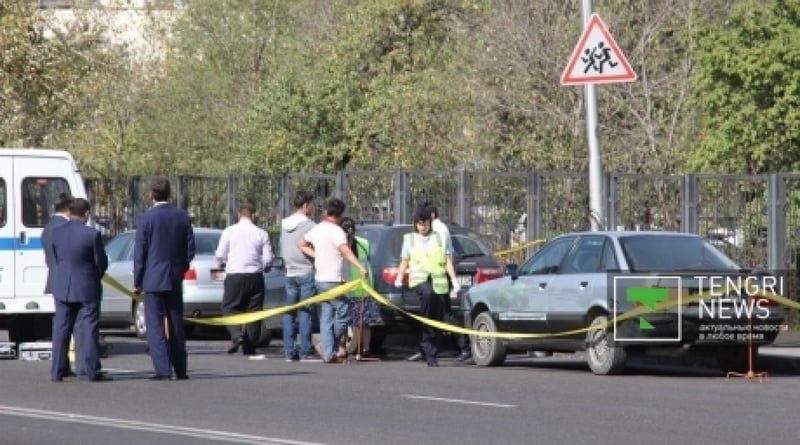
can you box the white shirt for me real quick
[215,218,273,274]
[432,218,454,256]
[303,220,348,282]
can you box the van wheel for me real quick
[134,301,147,339]
[471,312,506,366]
[586,314,626,375]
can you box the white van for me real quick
[0,149,87,343]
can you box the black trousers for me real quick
[414,281,444,362]
[221,273,265,353]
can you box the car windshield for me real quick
[619,235,740,272]
[195,233,221,256]
[452,234,492,258]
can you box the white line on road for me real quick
[0,405,325,445]
[401,394,517,408]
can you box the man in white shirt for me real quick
[298,198,366,363]
[215,202,274,356]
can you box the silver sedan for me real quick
[100,227,286,346]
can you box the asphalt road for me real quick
[1,331,799,445]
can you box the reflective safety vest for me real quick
[349,236,372,298]
[404,231,448,294]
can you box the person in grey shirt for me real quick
[279,191,317,361]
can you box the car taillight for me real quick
[184,267,197,281]
[382,267,408,286]
[474,267,503,284]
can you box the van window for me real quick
[0,178,6,227]
[21,177,70,228]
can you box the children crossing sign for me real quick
[561,14,637,86]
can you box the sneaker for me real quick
[285,354,299,362]
[247,354,266,360]
[300,356,322,362]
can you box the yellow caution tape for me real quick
[187,280,361,326]
[493,239,546,258]
[102,272,800,340]
[102,274,141,302]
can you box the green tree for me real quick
[244,0,479,173]
[0,0,105,147]
[690,0,800,173]
[131,0,292,174]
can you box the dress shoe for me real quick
[148,374,171,381]
[426,358,439,367]
[65,371,78,378]
[88,374,113,382]
[173,374,189,381]
[228,337,244,354]
[407,352,424,362]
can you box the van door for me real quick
[0,156,13,300]
[12,156,75,301]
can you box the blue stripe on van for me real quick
[0,237,43,250]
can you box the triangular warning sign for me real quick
[561,14,637,86]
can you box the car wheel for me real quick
[717,346,756,374]
[470,311,506,366]
[255,320,273,347]
[586,314,626,375]
[134,301,147,340]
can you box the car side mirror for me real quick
[505,264,519,280]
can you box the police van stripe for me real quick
[0,237,43,250]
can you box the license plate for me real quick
[457,275,473,287]
[211,270,226,281]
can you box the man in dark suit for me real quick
[49,198,109,382]
[134,177,195,381]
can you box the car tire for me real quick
[586,314,626,375]
[716,346,756,374]
[470,311,506,366]
[134,301,147,340]
[255,321,272,347]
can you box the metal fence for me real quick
[84,171,800,271]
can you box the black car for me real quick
[355,223,503,340]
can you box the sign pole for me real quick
[582,0,604,231]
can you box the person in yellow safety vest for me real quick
[394,205,460,367]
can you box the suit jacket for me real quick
[42,214,70,294]
[51,219,109,303]
[133,203,195,293]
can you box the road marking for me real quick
[99,367,140,373]
[401,394,517,408]
[0,405,324,445]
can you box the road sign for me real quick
[561,14,637,86]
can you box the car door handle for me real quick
[538,282,547,289]
[579,281,589,288]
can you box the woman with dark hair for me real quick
[340,217,383,357]
[393,205,458,366]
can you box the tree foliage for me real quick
[690,0,800,174]
[0,0,105,148]
[5,0,800,178]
